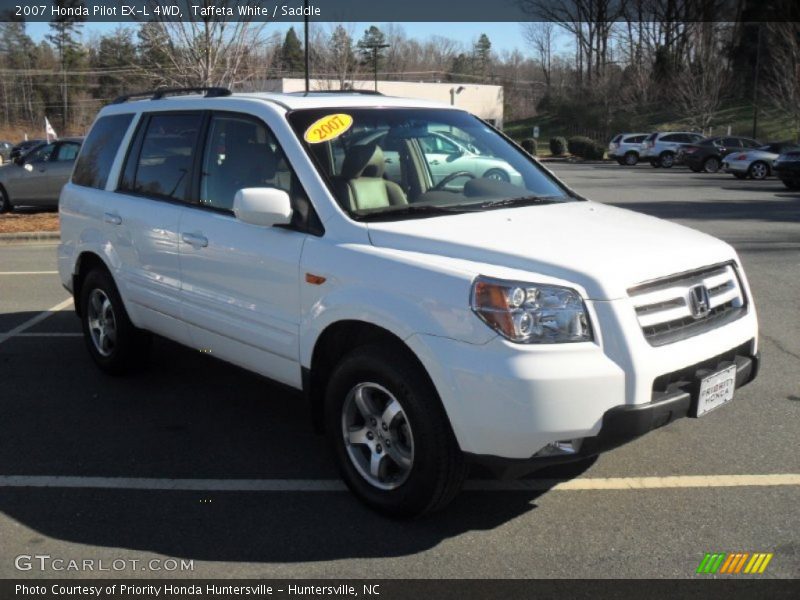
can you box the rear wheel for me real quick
[703,157,721,173]
[623,152,638,166]
[325,344,467,517]
[748,161,769,180]
[659,151,675,168]
[650,158,661,168]
[80,268,151,375]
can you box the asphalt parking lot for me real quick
[0,164,798,579]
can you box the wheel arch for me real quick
[305,320,436,434]
[72,251,113,317]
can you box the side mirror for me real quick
[233,187,293,227]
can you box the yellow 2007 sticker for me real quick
[304,113,353,144]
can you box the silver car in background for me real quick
[0,137,83,212]
[722,142,800,180]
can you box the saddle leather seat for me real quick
[334,145,407,212]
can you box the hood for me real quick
[366,201,736,300]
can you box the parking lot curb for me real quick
[0,231,60,244]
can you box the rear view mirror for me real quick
[233,187,293,227]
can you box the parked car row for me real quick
[609,130,800,189]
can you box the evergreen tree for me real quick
[357,26,387,71]
[473,33,492,78]
[281,27,304,74]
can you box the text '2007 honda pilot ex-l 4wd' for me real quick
[58,88,759,516]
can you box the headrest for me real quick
[341,144,385,179]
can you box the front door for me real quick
[178,113,306,387]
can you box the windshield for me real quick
[288,108,571,220]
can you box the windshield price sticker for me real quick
[304,114,354,144]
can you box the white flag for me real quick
[45,117,57,143]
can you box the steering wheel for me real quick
[431,171,475,191]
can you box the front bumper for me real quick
[469,346,759,478]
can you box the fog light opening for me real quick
[534,439,583,457]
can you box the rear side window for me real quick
[121,113,202,202]
[626,135,646,143]
[73,114,133,189]
[55,142,81,162]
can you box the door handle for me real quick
[103,212,122,225]
[181,232,208,248]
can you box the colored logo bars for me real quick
[696,552,773,574]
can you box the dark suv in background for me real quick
[680,136,761,173]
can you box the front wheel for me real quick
[482,168,510,182]
[325,344,467,517]
[782,179,800,190]
[624,152,638,166]
[80,268,151,375]
[659,152,675,168]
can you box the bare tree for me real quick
[673,41,729,131]
[765,22,800,141]
[521,22,554,90]
[148,0,267,88]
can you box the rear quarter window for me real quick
[72,114,134,189]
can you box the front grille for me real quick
[628,262,747,346]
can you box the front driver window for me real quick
[200,115,292,211]
[28,143,55,163]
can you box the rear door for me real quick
[177,112,309,387]
[109,111,204,344]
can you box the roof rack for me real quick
[112,87,232,104]
[288,90,384,96]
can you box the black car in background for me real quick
[680,136,761,173]
[0,141,12,165]
[774,149,800,190]
[10,139,46,162]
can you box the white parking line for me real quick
[0,271,59,275]
[0,474,796,492]
[16,333,81,337]
[0,297,73,346]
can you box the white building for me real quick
[261,78,504,128]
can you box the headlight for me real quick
[470,276,593,343]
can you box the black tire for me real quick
[703,157,721,173]
[615,158,625,166]
[79,267,151,375]
[482,168,510,182]
[748,161,769,180]
[782,179,800,190]
[0,186,11,214]
[659,151,675,168]
[624,152,638,166]
[650,158,661,168]
[324,344,467,517]
[733,173,747,180]
[689,165,703,173]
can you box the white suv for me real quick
[58,88,759,516]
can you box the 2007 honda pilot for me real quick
[58,88,759,516]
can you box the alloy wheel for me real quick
[341,382,414,490]
[87,288,117,357]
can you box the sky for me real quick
[25,21,534,56]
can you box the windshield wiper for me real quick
[356,204,472,221]
[469,195,560,210]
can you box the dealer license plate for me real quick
[695,365,737,417]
